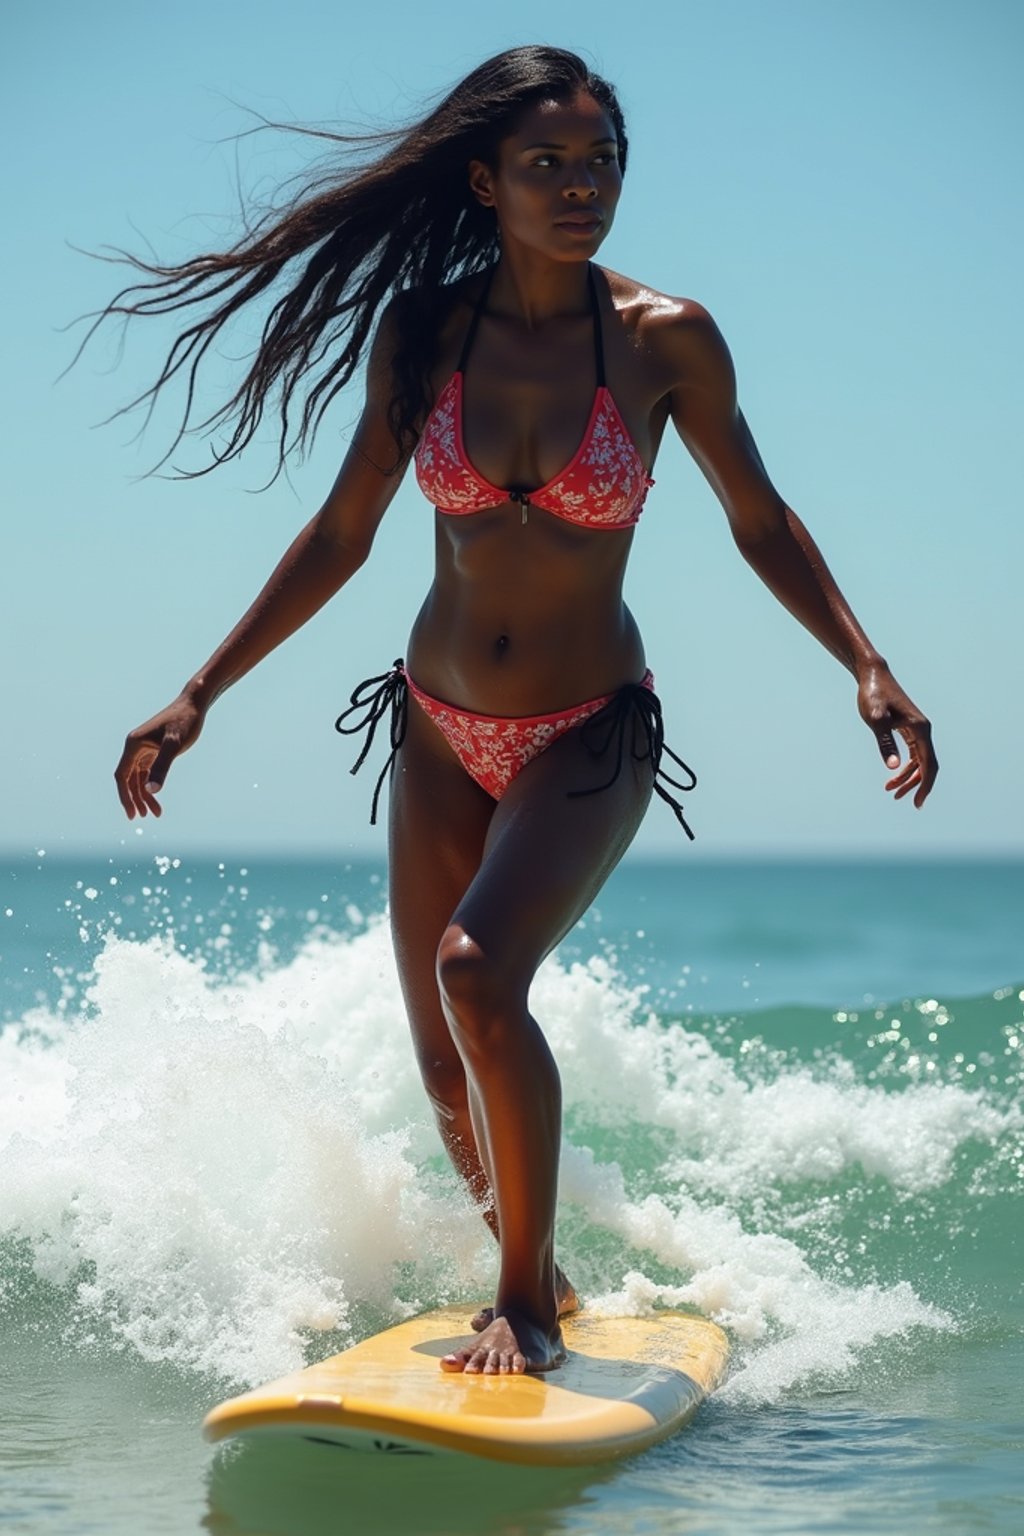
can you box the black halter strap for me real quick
[457,262,605,389]
[586,262,606,389]
[456,265,496,374]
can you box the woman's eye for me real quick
[532,153,617,169]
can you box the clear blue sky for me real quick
[3,0,1021,858]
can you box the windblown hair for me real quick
[71,45,628,482]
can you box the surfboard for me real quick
[202,1305,729,1466]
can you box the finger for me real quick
[140,782,164,817]
[885,761,919,792]
[892,775,922,801]
[130,772,151,817]
[145,737,180,794]
[117,737,155,817]
[114,767,136,819]
[126,756,156,818]
[913,750,940,808]
[127,753,161,816]
[874,723,900,770]
[127,781,148,818]
[114,743,142,818]
[891,726,937,805]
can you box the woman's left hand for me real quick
[857,661,938,807]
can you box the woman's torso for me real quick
[406,263,675,713]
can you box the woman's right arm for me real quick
[115,300,410,819]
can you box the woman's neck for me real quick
[486,251,593,330]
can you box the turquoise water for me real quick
[1,855,1021,1534]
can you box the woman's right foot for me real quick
[470,1264,579,1333]
[441,1308,566,1375]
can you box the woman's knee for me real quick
[435,926,525,1053]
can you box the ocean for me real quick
[1,853,1021,1534]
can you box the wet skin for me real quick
[115,91,937,1376]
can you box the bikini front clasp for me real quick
[508,487,530,524]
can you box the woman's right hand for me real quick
[114,693,206,818]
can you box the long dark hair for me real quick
[69,45,628,483]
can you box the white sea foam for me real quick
[0,919,1013,1398]
[533,955,1017,1196]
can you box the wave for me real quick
[1,917,1019,1403]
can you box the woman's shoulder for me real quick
[599,266,732,386]
[381,270,484,368]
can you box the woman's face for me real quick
[469,90,623,261]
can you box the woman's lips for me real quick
[555,214,603,232]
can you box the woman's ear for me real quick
[467,159,496,209]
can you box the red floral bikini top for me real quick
[414,263,654,528]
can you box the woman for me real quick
[103,47,937,1376]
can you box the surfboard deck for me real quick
[203,1306,729,1466]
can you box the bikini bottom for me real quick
[334,659,696,837]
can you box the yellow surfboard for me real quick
[203,1306,729,1466]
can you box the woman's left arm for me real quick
[663,302,938,807]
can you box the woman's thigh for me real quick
[444,715,655,992]
[387,701,495,1079]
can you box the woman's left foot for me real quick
[441,1309,566,1375]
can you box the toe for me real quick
[465,1346,491,1375]
[440,1347,475,1373]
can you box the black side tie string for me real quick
[336,664,695,838]
[569,684,697,840]
[334,660,408,824]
